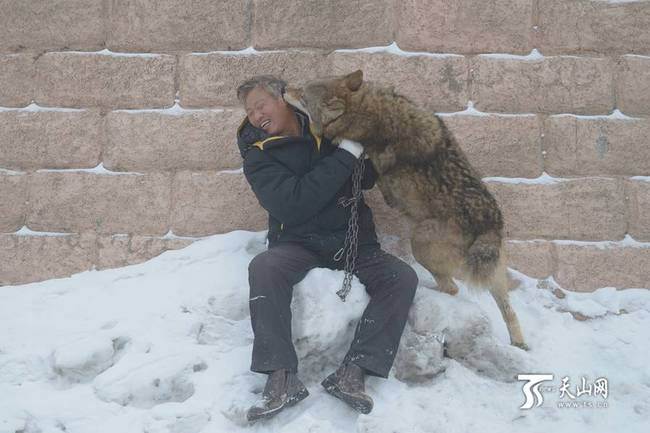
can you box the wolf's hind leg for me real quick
[410,219,464,296]
[487,260,528,350]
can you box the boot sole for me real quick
[321,374,373,414]
[246,387,310,423]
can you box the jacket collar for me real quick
[236,105,321,158]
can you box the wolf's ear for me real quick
[344,69,363,91]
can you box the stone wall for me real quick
[1,0,649,291]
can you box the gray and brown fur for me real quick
[284,69,527,350]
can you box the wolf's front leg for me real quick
[372,146,397,175]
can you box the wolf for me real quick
[283,69,528,350]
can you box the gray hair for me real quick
[236,75,287,105]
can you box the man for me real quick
[236,75,418,422]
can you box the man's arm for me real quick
[360,157,378,190]
[243,146,358,226]
[336,138,377,189]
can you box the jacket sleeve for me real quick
[360,157,378,190]
[321,136,378,190]
[243,146,357,226]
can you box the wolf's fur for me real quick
[284,70,527,350]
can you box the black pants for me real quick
[248,241,418,379]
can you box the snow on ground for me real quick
[1,230,649,433]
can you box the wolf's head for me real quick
[283,69,374,143]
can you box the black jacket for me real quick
[237,106,380,258]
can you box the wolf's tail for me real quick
[465,229,502,284]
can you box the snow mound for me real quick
[395,289,534,383]
[92,352,207,408]
[52,332,130,383]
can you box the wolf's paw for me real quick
[513,341,530,351]
[435,283,459,296]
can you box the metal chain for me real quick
[332,154,366,302]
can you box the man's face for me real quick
[244,86,291,136]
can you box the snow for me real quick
[112,103,230,116]
[1,230,649,433]
[0,168,25,176]
[53,49,162,58]
[482,172,643,186]
[478,49,545,61]
[161,230,207,241]
[482,171,567,185]
[13,226,73,238]
[1,101,635,122]
[623,53,650,59]
[334,41,464,58]
[35,162,144,176]
[596,0,650,4]
[437,101,536,118]
[216,168,244,174]
[551,234,650,250]
[0,103,85,113]
[30,161,241,177]
[550,109,640,121]
[191,47,284,57]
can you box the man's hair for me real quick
[236,75,287,105]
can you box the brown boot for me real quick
[246,368,309,422]
[321,362,374,414]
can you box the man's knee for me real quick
[248,250,274,278]
[382,255,418,301]
[248,251,281,296]
[361,250,419,298]
[397,262,419,299]
[248,247,312,295]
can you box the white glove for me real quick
[338,138,364,159]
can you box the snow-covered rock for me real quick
[51,333,130,382]
[92,352,207,408]
[394,289,533,383]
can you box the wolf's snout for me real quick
[283,87,302,106]
[283,88,321,135]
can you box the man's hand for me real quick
[338,138,364,159]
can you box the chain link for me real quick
[332,154,366,302]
